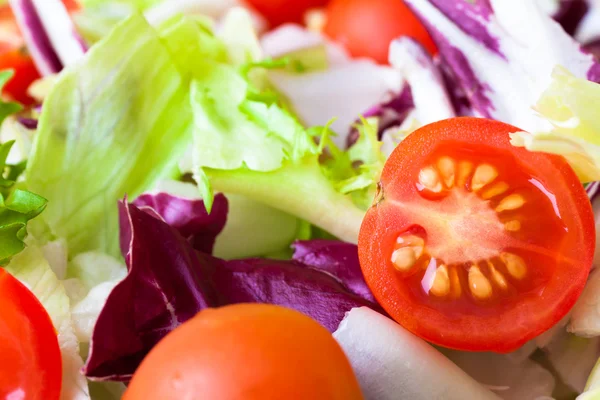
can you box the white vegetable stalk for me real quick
[260,25,404,145]
[333,307,501,400]
[570,268,600,337]
[389,37,455,125]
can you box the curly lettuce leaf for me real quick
[510,67,600,182]
[187,33,383,241]
[0,137,47,263]
[25,14,199,257]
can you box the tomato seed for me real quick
[500,252,527,279]
[471,164,498,191]
[496,194,526,212]
[468,265,493,300]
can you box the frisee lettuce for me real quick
[0,70,47,264]
[181,13,381,242]
[191,91,376,242]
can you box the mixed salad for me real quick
[2,0,600,399]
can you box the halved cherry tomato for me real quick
[324,0,437,64]
[124,304,364,400]
[0,268,62,400]
[244,0,330,27]
[358,117,595,352]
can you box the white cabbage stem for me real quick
[333,308,501,400]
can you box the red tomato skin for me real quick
[359,117,595,352]
[0,50,41,104]
[0,268,62,400]
[245,0,330,27]
[324,0,437,64]
[124,304,364,400]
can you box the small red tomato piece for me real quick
[0,268,62,400]
[324,0,437,63]
[245,0,330,27]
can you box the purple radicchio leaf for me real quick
[131,192,228,255]
[584,38,600,60]
[347,38,456,150]
[84,201,381,381]
[553,0,589,36]
[404,0,600,132]
[292,239,375,303]
[9,0,86,76]
[435,57,474,116]
[346,85,414,147]
[17,117,38,130]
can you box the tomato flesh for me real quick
[359,117,595,352]
[0,49,41,104]
[245,0,330,27]
[324,0,437,64]
[0,268,62,400]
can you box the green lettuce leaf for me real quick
[188,61,380,242]
[25,13,197,257]
[74,0,162,45]
[178,10,385,242]
[580,357,600,399]
[510,66,600,183]
[0,70,47,263]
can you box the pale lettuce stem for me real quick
[205,162,366,244]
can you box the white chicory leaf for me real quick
[388,37,455,126]
[261,24,404,145]
[380,37,456,154]
[333,307,501,400]
[441,349,555,399]
[570,269,600,337]
[544,328,600,393]
[404,0,599,132]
